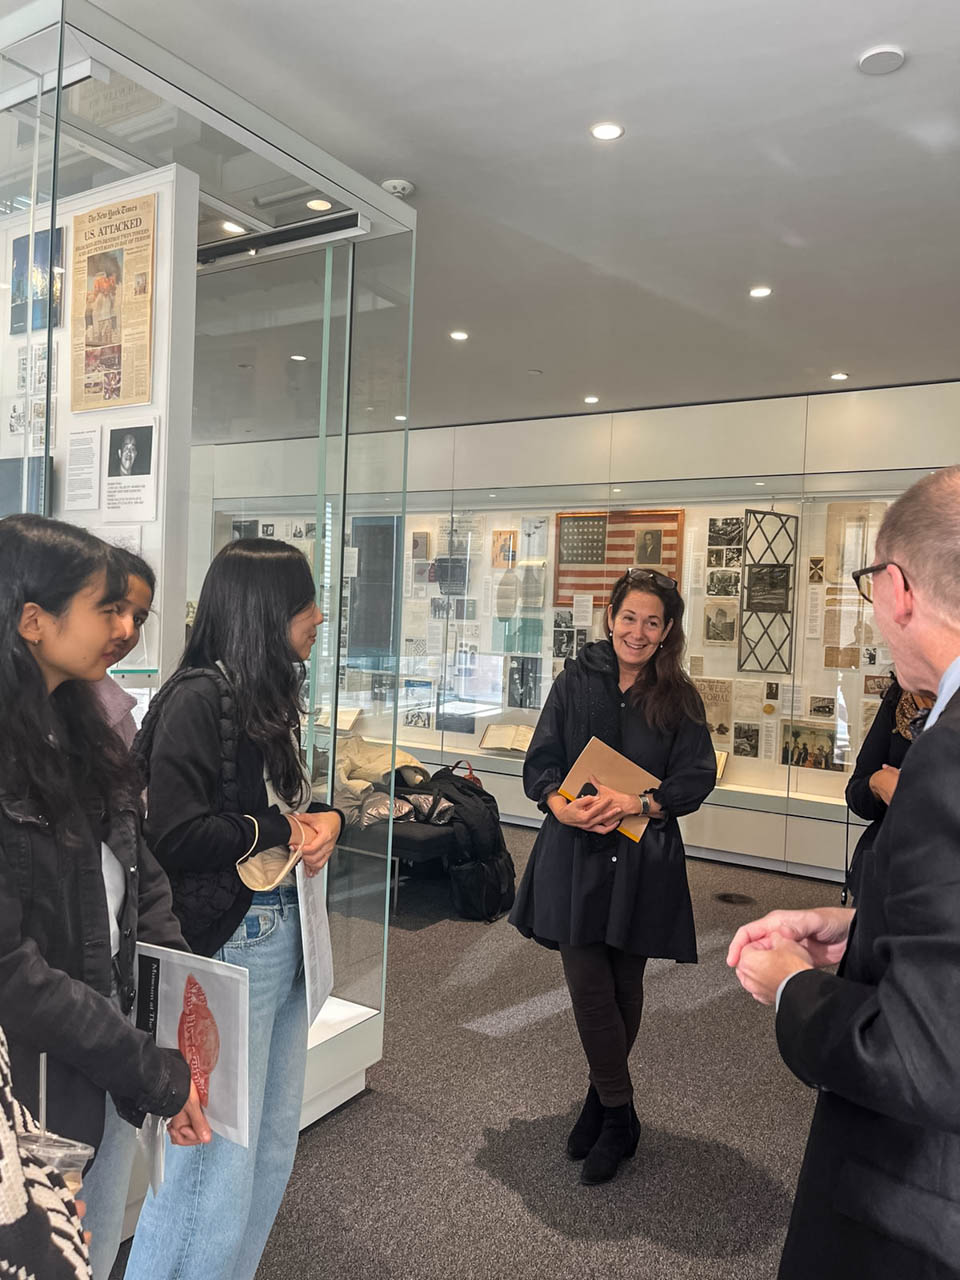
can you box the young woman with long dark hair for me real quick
[0,514,209,1277]
[125,538,343,1280]
[510,567,716,1184]
[92,548,156,750]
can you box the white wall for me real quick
[198,380,959,503]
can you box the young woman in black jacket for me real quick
[511,568,716,1184]
[0,515,208,1276]
[125,539,343,1280]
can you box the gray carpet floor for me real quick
[115,828,835,1279]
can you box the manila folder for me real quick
[558,736,661,843]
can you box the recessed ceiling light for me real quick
[584,395,599,405]
[307,198,333,212]
[831,371,849,381]
[449,330,469,341]
[394,414,407,422]
[366,406,374,412]
[489,493,496,498]
[612,487,622,493]
[755,481,766,486]
[858,45,905,76]
[590,122,624,141]
[247,248,257,257]
[290,354,307,362]
[222,220,246,235]
[749,285,772,298]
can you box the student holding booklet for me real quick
[511,567,715,1185]
[0,515,209,1280]
[125,539,343,1280]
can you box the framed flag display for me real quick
[553,509,684,607]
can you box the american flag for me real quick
[553,509,685,607]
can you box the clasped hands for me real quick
[286,810,342,877]
[550,776,660,835]
[726,906,855,1005]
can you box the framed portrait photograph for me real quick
[634,528,663,565]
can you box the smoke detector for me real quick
[381,178,416,199]
[858,45,906,75]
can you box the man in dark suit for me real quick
[727,465,960,1279]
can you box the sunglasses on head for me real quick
[625,567,678,591]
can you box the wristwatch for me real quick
[638,791,652,817]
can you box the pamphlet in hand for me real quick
[558,736,661,843]
[135,943,249,1147]
[296,861,335,1029]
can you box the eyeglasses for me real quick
[626,567,678,591]
[851,561,909,602]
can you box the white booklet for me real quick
[480,723,535,753]
[296,861,335,1029]
[135,943,250,1147]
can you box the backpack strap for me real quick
[132,666,241,812]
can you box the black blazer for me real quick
[775,686,960,1280]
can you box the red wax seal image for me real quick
[177,973,220,1107]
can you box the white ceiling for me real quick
[92,0,960,429]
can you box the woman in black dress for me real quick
[845,675,933,899]
[510,568,715,1184]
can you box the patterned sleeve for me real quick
[0,1028,90,1280]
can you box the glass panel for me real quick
[190,227,414,1021]
[787,466,933,880]
[0,4,61,516]
[330,228,412,1008]
[53,67,348,236]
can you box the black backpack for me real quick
[397,762,515,923]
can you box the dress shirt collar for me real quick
[925,653,960,731]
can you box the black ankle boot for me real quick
[580,1102,640,1185]
[566,1085,603,1160]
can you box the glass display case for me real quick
[314,408,940,884]
[0,0,415,1185]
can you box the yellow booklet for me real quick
[558,736,661,843]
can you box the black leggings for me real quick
[559,943,648,1107]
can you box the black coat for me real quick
[776,686,960,1280]
[135,668,342,955]
[0,793,190,1151]
[844,678,912,898]
[509,641,716,960]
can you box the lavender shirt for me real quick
[92,673,139,750]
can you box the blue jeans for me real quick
[83,1094,140,1280]
[124,887,307,1280]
